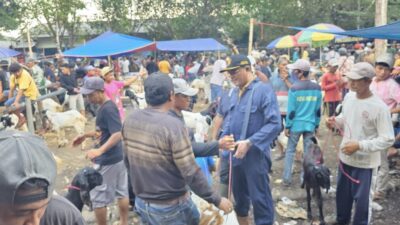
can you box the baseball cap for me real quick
[81,76,104,95]
[173,78,198,96]
[0,60,9,66]
[375,54,394,68]
[287,59,311,72]
[220,54,251,72]
[328,59,339,67]
[144,72,174,106]
[344,62,375,80]
[0,131,56,206]
[101,66,113,77]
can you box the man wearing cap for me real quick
[26,58,46,95]
[0,131,85,225]
[59,63,86,116]
[370,54,400,201]
[220,54,281,225]
[122,73,232,225]
[282,59,322,186]
[326,62,394,225]
[6,63,39,128]
[169,78,235,157]
[72,77,129,225]
[321,59,344,117]
[102,66,145,121]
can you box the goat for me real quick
[182,110,211,142]
[65,167,103,212]
[302,137,331,225]
[200,100,218,121]
[42,98,63,112]
[42,110,86,148]
[0,114,28,131]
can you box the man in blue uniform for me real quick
[220,55,281,225]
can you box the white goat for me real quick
[42,98,63,112]
[182,110,211,142]
[44,110,86,148]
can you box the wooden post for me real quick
[108,55,112,67]
[374,0,388,58]
[26,26,34,58]
[248,18,255,55]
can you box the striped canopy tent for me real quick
[295,23,346,47]
[266,35,308,49]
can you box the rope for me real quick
[328,117,361,184]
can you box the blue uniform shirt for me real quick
[222,79,281,155]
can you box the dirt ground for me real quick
[46,102,400,225]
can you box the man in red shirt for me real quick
[321,59,344,117]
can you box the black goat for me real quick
[302,137,330,225]
[65,167,103,212]
[0,114,13,130]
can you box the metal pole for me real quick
[248,18,255,55]
[25,98,35,133]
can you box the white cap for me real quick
[173,78,198,96]
[344,62,375,80]
[287,59,310,72]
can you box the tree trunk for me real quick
[374,0,388,58]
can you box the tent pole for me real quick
[108,56,111,67]
[288,48,291,61]
[248,18,255,55]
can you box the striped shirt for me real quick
[122,108,221,206]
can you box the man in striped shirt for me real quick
[122,73,232,225]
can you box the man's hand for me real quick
[12,102,20,109]
[72,134,86,147]
[284,129,290,137]
[234,140,251,159]
[341,141,360,155]
[219,135,235,150]
[325,117,336,130]
[217,197,233,214]
[86,148,103,160]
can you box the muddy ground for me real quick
[47,102,400,225]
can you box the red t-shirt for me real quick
[321,72,343,102]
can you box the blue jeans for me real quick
[210,84,222,102]
[282,131,314,183]
[135,196,200,225]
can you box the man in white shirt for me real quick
[326,62,394,225]
[210,54,227,102]
[121,57,130,76]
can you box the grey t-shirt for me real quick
[40,195,86,225]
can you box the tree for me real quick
[95,0,137,33]
[19,0,85,52]
[0,0,21,31]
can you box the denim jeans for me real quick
[210,84,222,102]
[135,196,200,225]
[282,131,315,183]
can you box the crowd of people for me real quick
[0,41,399,225]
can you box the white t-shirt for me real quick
[210,59,227,86]
[121,59,130,74]
[336,92,394,168]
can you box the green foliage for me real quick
[95,0,134,33]
[0,0,21,31]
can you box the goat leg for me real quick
[306,185,312,220]
[315,187,325,225]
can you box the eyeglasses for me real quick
[228,68,241,76]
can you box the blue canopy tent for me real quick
[157,38,227,51]
[63,31,156,58]
[0,47,21,58]
[290,20,400,40]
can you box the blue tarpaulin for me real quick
[291,20,400,40]
[157,38,227,51]
[63,31,156,58]
[0,47,21,58]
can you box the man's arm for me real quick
[247,87,282,152]
[211,114,223,140]
[171,124,221,207]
